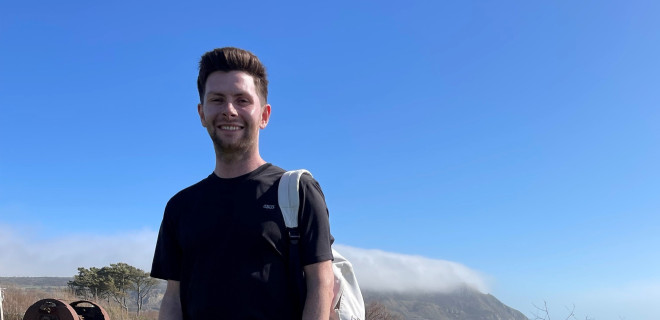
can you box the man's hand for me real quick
[158,280,183,320]
[302,260,335,320]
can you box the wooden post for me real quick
[0,287,5,320]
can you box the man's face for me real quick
[197,71,270,155]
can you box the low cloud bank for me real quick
[335,244,489,293]
[0,225,157,276]
[0,225,488,295]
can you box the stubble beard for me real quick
[208,122,257,158]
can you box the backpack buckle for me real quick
[287,228,301,244]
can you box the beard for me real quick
[206,121,258,156]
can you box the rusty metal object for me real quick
[23,299,109,320]
[69,300,110,320]
[23,299,77,320]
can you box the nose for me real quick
[222,102,238,118]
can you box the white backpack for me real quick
[279,169,366,320]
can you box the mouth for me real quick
[218,125,244,131]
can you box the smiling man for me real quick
[151,47,335,320]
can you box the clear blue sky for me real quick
[1,1,659,319]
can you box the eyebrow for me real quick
[206,90,249,97]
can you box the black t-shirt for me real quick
[151,163,334,320]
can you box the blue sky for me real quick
[1,1,659,319]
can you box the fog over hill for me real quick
[1,225,489,297]
[2,237,523,319]
[335,245,488,293]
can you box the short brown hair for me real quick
[197,47,269,104]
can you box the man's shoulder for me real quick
[247,163,286,182]
[283,168,325,199]
[259,163,286,176]
[251,165,328,195]
[301,170,324,189]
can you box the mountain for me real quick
[363,287,528,320]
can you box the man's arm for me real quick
[302,260,335,320]
[158,280,183,320]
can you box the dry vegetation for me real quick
[1,285,157,320]
[1,280,397,320]
[365,301,403,320]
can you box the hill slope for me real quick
[364,287,528,320]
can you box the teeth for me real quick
[220,125,241,131]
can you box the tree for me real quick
[68,267,113,301]
[129,267,158,317]
[532,301,594,320]
[71,262,159,318]
[103,263,135,317]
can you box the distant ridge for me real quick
[363,286,528,320]
[0,277,72,288]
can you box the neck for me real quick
[213,148,267,178]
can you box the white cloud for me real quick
[334,244,489,293]
[0,224,157,276]
[0,225,489,295]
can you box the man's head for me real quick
[197,47,268,105]
[196,47,271,161]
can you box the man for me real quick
[151,47,335,320]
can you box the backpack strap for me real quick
[278,169,312,314]
[279,169,366,320]
[278,169,312,229]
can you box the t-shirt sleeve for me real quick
[150,197,183,281]
[298,174,334,266]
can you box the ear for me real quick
[197,103,207,127]
[260,104,271,129]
